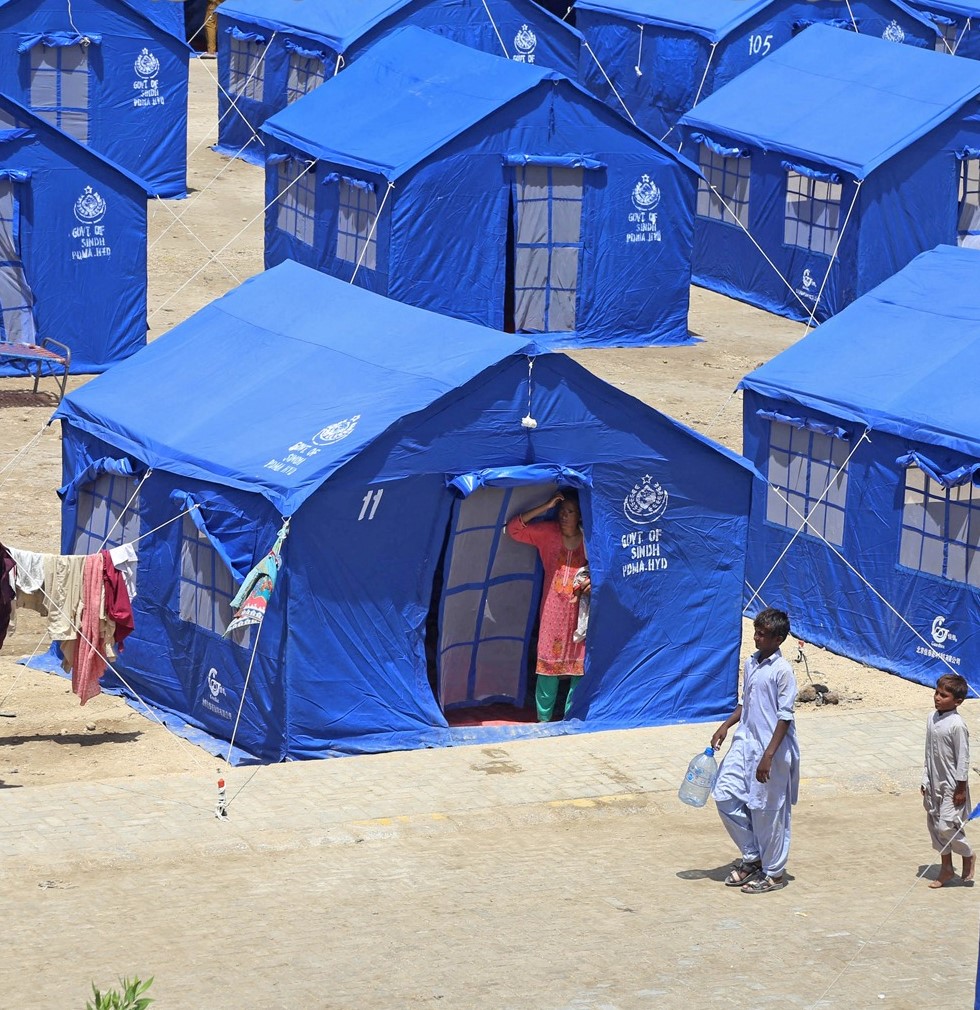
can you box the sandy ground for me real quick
[0,59,935,789]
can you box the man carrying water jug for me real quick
[710,607,800,894]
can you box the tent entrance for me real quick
[433,483,554,715]
[0,178,37,344]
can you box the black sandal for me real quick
[724,858,762,887]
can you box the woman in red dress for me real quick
[506,488,590,721]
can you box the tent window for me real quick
[766,420,849,546]
[336,180,377,269]
[229,36,264,101]
[784,171,841,255]
[286,53,325,104]
[696,145,750,229]
[73,473,140,556]
[29,43,88,142]
[276,160,316,246]
[900,468,980,587]
[178,515,248,646]
[957,158,980,249]
[513,164,583,333]
[936,19,960,53]
[0,179,36,344]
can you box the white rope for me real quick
[582,41,637,127]
[334,53,344,77]
[97,469,153,551]
[802,179,863,334]
[350,181,395,285]
[224,608,265,766]
[150,196,243,285]
[951,17,972,55]
[65,0,82,39]
[634,24,644,76]
[481,0,510,58]
[843,0,858,32]
[701,387,740,441]
[0,423,53,488]
[208,31,278,156]
[662,42,717,148]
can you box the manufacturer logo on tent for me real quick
[73,186,107,224]
[623,475,669,525]
[801,268,816,291]
[631,174,661,212]
[931,616,956,647]
[883,20,905,43]
[202,667,235,720]
[134,48,160,78]
[513,24,537,63]
[312,415,361,446]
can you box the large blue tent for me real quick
[677,25,980,323]
[741,245,980,687]
[576,0,937,141]
[52,259,753,762]
[261,27,698,348]
[0,92,149,372]
[0,0,189,197]
[214,0,585,162]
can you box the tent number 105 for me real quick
[748,34,773,56]
[358,488,385,520]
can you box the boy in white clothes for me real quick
[711,607,800,894]
[922,673,974,888]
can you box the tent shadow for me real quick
[0,389,59,409]
[0,779,23,789]
[1,731,143,748]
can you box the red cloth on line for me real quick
[101,550,133,648]
[72,553,106,706]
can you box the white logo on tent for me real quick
[513,24,537,63]
[202,667,235,720]
[624,474,669,525]
[312,415,361,445]
[74,185,106,224]
[134,48,160,78]
[931,615,956,647]
[631,174,661,212]
[883,20,905,43]
[802,268,817,290]
[133,48,165,107]
[628,175,663,244]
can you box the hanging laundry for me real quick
[101,550,134,648]
[71,553,108,706]
[107,542,137,601]
[224,522,289,637]
[0,542,16,651]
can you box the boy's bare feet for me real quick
[962,855,975,883]
[929,868,956,888]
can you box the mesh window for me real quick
[937,20,960,53]
[0,180,36,344]
[900,468,980,587]
[958,159,980,249]
[286,53,326,104]
[513,164,583,333]
[276,160,316,245]
[784,171,842,255]
[178,515,248,646]
[336,180,377,269]
[696,145,750,228]
[30,43,89,142]
[229,36,264,101]
[766,420,849,546]
[73,473,140,563]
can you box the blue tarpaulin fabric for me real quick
[740,245,980,687]
[53,259,754,762]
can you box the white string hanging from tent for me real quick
[150,194,243,286]
[701,387,740,441]
[0,423,55,490]
[582,40,637,127]
[664,42,718,148]
[98,470,153,552]
[204,31,278,156]
[521,356,537,429]
[481,0,511,58]
[952,17,972,55]
[350,181,396,285]
[843,0,858,32]
[802,179,863,334]
[334,53,345,77]
[634,24,644,76]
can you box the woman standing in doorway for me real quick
[506,488,590,721]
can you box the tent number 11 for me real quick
[358,488,384,520]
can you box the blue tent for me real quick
[676,25,980,323]
[52,259,754,762]
[910,1,980,58]
[261,27,697,348]
[214,0,585,162]
[0,0,190,197]
[0,92,149,372]
[740,245,980,686]
[576,0,938,141]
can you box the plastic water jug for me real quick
[678,746,719,808]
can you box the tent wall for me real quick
[0,0,188,197]
[743,389,979,686]
[264,80,697,347]
[577,1,935,140]
[215,0,584,162]
[0,99,147,372]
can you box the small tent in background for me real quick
[0,92,149,372]
[676,25,980,323]
[910,1,980,58]
[0,0,190,197]
[213,0,586,163]
[740,245,980,687]
[52,259,754,762]
[575,0,937,141]
[261,27,698,348]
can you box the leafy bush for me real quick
[85,976,154,1010]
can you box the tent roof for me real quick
[261,26,557,181]
[916,1,980,15]
[679,24,980,178]
[54,260,539,516]
[573,0,773,42]
[0,0,188,43]
[740,245,980,459]
[216,0,420,52]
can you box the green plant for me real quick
[85,976,154,1010]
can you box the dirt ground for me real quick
[0,59,935,790]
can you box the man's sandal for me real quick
[741,874,786,894]
[724,859,762,887]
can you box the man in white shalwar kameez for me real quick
[711,608,800,894]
